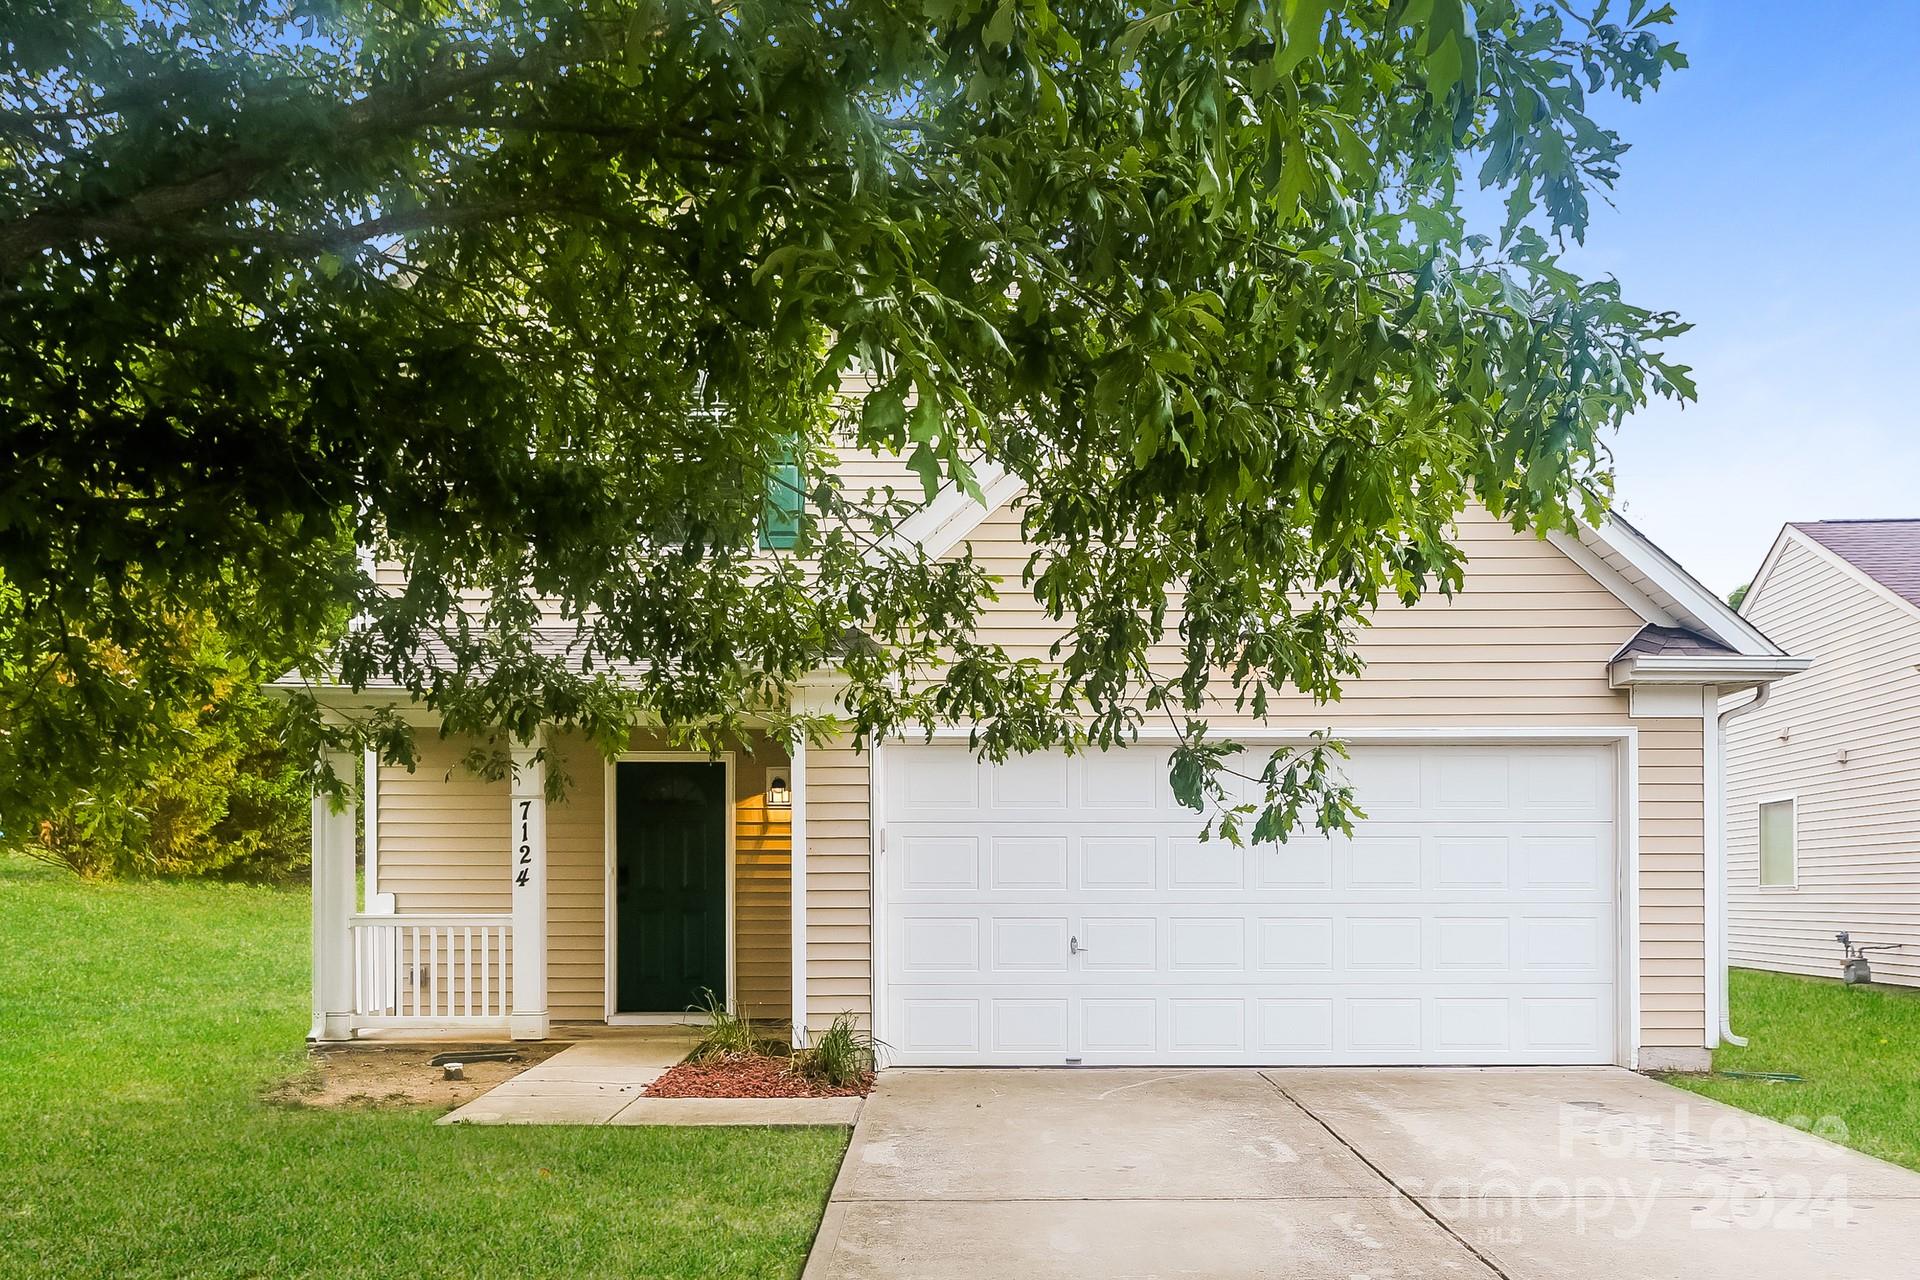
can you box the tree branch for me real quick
[0,49,550,273]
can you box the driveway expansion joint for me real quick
[1260,1070,1514,1280]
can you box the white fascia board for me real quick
[871,463,1027,565]
[1607,653,1811,689]
[1544,528,1675,628]
[1585,515,1787,657]
[1737,525,1796,619]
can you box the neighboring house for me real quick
[291,465,1806,1073]
[1727,520,1920,988]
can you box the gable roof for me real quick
[1788,520,1920,609]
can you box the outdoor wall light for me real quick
[766,769,793,809]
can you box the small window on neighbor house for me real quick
[1759,798,1797,887]
[759,444,802,550]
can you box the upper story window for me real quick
[1759,797,1797,888]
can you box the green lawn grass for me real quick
[0,856,847,1279]
[1667,966,1920,1172]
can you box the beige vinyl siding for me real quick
[733,767,794,1024]
[1727,535,1920,986]
[1638,718,1706,1046]
[376,730,791,1025]
[803,736,875,1026]
[377,735,510,915]
[949,501,1641,725]
[546,733,606,1019]
[802,500,1709,1050]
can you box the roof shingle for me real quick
[1791,520,1920,609]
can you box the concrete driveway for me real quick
[803,1067,1920,1280]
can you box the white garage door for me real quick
[879,742,1619,1066]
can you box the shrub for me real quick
[793,1012,877,1088]
[13,623,310,882]
[688,989,769,1061]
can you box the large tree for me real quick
[1,0,1689,838]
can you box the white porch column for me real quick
[310,748,358,1042]
[788,739,809,1048]
[508,732,549,1040]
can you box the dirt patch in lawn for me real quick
[266,1041,571,1110]
[646,1054,872,1099]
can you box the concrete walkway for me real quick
[440,1032,698,1124]
[803,1067,1920,1279]
[438,1031,862,1126]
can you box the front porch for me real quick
[309,728,802,1042]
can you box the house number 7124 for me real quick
[516,799,535,887]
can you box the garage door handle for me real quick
[1070,936,1089,955]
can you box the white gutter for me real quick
[1608,654,1810,689]
[1713,683,1772,1048]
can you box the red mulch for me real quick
[646,1054,872,1099]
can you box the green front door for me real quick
[615,761,728,1014]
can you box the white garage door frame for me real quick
[868,726,1642,1069]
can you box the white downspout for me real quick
[1714,684,1772,1048]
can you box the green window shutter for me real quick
[760,444,801,550]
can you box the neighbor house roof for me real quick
[1788,519,1920,609]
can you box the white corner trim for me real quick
[1700,684,1722,1050]
[868,740,888,1055]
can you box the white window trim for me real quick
[601,750,738,1022]
[1756,793,1800,891]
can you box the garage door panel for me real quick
[887,985,1617,1065]
[988,836,1068,890]
[890,826,1613,903]
[1080,837,1158,889]
[881,743,1618,1066]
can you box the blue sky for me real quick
[1547,0,1920,593]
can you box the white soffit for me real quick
[1552,515,1789,659]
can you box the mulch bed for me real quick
[645,1053,872,1099]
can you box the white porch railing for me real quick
[350,913,512,1028]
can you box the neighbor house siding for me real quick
[801,500,1709,1050]
[1727,535,1920,986]
[376,730,791,1024]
